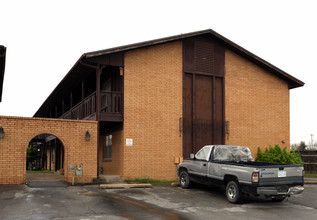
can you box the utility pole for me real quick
[311,134,314,150]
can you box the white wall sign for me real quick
[126,138,133,146]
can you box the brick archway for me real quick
[26,133,65,177]
[0,116,98,184]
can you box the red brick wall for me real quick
[102,41,291,180]
[99,130,124,175]
[122,41,183,180]
[0,116,98,184]
[225,50,290,158]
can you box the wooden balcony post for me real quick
[81,80,85,100]
[70,91,73,108]
[96,65,105,180]
[96,67,101,121]
[55,105,58,118]
[61,99,65,115]
[81,80,85,119]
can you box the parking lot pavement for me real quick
[101,184,317,220]
[0,184,187,220]
[1,183,317,220]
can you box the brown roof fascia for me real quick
[84,29,304,89]
[0,45,6,102]
[34,29,304,116]
[210,30,305,89]
[83,30,210,58]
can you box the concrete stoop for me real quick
[94,175,125,184]
[99,183,152,189]
[94,175,153,189]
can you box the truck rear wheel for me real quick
[179,170,191,189]
[226,181,243,203]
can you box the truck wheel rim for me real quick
[228,185,236,199]
[181,175,186,185]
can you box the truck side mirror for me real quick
[190,154,195,159]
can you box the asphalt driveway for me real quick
[1,183,317,220]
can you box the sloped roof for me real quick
[84,29,304,89]
[34,29,304,117]
[0,45,6,102]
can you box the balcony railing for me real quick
[59,91,123,121]
[60,92,96,120]
[100,90,122,113]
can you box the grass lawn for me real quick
[125,178,177,186]
[304,171,317,178]
[26,170,54,174]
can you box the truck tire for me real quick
[179,170,191,189]
[226,181,243,203]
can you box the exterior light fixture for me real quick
[119,67,124,76]
[0,127,4,139]
[85,130,90,141]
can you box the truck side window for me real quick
[195,146,212,161]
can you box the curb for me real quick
[304,181,317,184]
[99,183,152,189]
[171,182,180,187]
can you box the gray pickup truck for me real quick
[177,145,304,203]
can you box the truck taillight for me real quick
[252,172,259,183]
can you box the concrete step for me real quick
[99,183,152,189]
[94,175,125,184]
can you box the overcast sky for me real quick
[0,0,316,145]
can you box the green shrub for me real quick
[26,144,38,170]
[255,145,303,164]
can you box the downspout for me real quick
[79,59,105,179]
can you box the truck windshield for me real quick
[213,146,253,162]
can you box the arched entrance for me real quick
[0,115,98,185]
[26,133,65,186]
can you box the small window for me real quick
[103,134,112,159]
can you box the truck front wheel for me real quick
[226,181,243,203]
[179,170,191,189]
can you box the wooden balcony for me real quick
[60,91,123,122]
[100,91,123,122]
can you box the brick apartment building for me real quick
[28,30,303,180]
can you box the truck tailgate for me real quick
[259,165,304,186]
